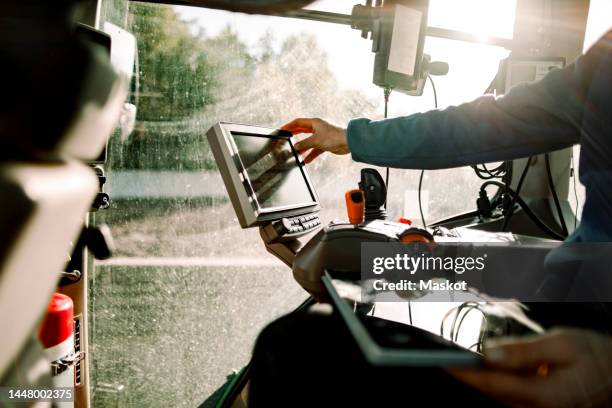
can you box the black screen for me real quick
[231,133,315,210]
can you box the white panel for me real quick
[388,5,423,76]
[583,0,612,52]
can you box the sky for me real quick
[584,0,612,52]
[174,0,518,117]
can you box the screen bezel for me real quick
[207,122,319,228]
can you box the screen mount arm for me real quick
[259,223,304,267]
[277,8,512,49]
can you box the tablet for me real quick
[322,270,483,367]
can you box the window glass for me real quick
[583,0,612,52]
[93,0,515,406]
[428,0,516,39]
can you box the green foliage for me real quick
[106,3,377,172]
[129,3,216,121]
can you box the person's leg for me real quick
[249,306,500,407]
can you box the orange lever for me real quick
[345,189,365,225]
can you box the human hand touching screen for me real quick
[231,133,315,209]
[281,118,349,164]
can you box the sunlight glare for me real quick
[428,0,516,40]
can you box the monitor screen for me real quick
[387,4,423,77]
[231,132,316,210]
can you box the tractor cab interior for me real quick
[1,0,611,407]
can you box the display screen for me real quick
[231,133,315,210]
[388,4,423,76]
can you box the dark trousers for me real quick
[249,307,501,407]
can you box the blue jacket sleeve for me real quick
[347,56,589,169]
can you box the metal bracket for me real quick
[259,224,303,267]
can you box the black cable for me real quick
[408,301,413,325]
[571,154,579,230]
[471,70,508,183]
[384,87,391,209]
[416,76,438,229]
[418,170,427,228]
[478,163,506,174]
[385,168,390,208]
[452,303,480,342]
[502,156,532,231]
[428,75,438,108]
[545,154,569,237]
[443,301,481,343]
[454,304,486,344]
[473,163,507,179]
[481,180,565,240]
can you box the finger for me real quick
[449,369,543,404]
[290,127,315,135]
[294,136,318,152]
[304,149,324,164]
[484,330,576,369]
[281,118,316,133]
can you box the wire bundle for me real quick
[440,301,488,352]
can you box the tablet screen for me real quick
[324,272,484,367]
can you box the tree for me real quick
[128,3,216,121]
[196,32,377,129]
[109,5,378,171]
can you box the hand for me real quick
[449,328,612,407]
[281,118,349,164]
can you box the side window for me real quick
[93,0,516,405]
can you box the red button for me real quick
[398,217,412,225]
[38,293,74,348]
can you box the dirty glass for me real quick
[91,0,516,406]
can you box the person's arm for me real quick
[347,55,590,169]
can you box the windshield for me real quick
[93,0,516,406]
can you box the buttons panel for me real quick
[284,214,321,235]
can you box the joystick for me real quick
[358,168,387,221]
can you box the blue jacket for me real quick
[347,31,612,243]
